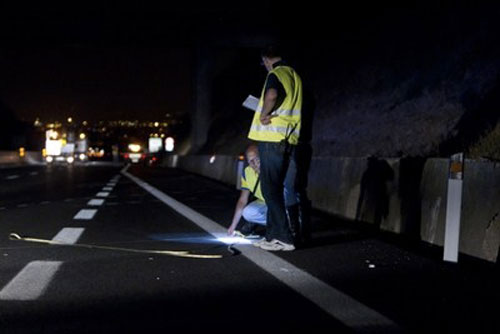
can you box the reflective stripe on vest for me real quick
[248,65,302,145]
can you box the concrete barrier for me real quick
[0,151,44,167]
[164,154,500,263]
[0,151,21,165]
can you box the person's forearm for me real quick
[261,98,276,117]
[261,94,277,117]
[229,201,246,231]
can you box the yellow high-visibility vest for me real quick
[248,65,302,145]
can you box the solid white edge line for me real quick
[121,167,401,333]
[0,261,62,301]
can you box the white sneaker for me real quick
[258,239,295,251]
[252,238,268,247]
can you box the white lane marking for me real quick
[40,201,51,205]
[16,204,28,208]
[52,228,85,244]
[5,175,19,180]
[73,209,97,220]
[122,168,401,332]
[102,187,113,191]
[96,192,109,198]
[29,171,38,176]
[0,261,62,301]
[106,183,116,187]
[88,199,105,206]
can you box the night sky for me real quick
[1,46,191,122]
[0,1,466,124]
[0,1,267,123]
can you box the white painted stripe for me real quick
[106,183,116,187]
[52,228,85,244]
[0,261,62,300]
[96,192,109,197]
[122,167,401,333]
[88,199,105,206]
[73,209,97,220]
[102,187,113,191]
[5,175,19,180]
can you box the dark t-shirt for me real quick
[264,61,286,110]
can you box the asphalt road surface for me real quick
[0,163,498,334]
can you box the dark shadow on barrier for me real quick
[399,157,427,240]
[355,157,394,229]
[291,85,316,243]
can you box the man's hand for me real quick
[260,113,277,125]
[227,226,236,236]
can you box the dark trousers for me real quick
[258,141,294,244]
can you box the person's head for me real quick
[261,45,282,72]
[245,144,260,173]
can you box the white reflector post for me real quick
[443,153,464,263]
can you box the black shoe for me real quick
[239,221,257,235]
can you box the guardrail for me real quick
[164,154,500,263]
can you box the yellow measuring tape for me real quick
[9,233,222,259]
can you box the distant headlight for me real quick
[46,156,54,163]
[128,144,141,153]
[79,153,86,161]
[66,156,75,164]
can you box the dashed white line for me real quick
[0,261,62,301]
[52,228,85,244]
[102,187,113,191]
[96,192,110,198]
[88,199,105,206]
[73,209,97,220]
[5,175,19,180]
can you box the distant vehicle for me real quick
[123,143,146,164]
[45,130,75,165]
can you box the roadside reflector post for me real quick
[443,152,464,263]
[236,155,245,190]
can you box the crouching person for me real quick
[227,145,266,238]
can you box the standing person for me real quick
[227,145,266,238]
[248,45,303,251]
